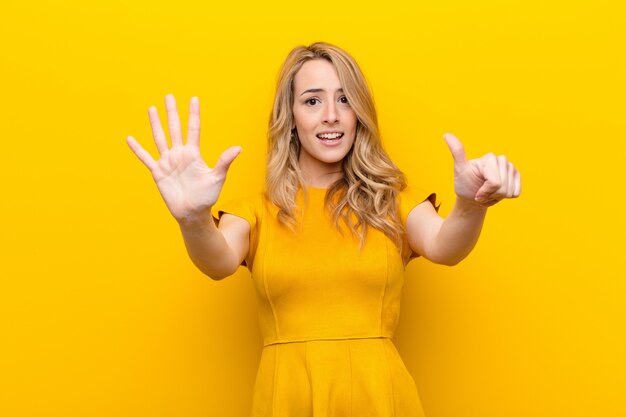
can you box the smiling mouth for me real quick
[316,133,344,140]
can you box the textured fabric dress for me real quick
[213,185,437,417]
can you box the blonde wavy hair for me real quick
[266,42,408,248]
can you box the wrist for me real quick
[177,209,216,232]
[454,195,489,214]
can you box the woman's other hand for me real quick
[443,133,521,207]
[126,94,242,224]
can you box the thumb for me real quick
[443,133,467,167]
[213,146,242,177]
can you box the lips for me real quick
[316,132,344,139]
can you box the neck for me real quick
[300,169,343,189]
[298,158,344,189]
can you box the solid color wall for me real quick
[1,1,624,416]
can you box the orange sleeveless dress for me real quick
[214,186,436,417]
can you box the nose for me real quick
[323,100,339,124]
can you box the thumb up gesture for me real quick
[443,133,521,207]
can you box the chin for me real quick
[317,149,352,164]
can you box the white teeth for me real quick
[317,133,343,139]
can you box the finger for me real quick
[165,94,184,147]
[514,169,521,197]
[213,146,243,179]
[187,96,200,148]
[480,198,502,207]
[443,133,467,167]
[126,136,157,171]
[148,106,169,155]
[475,153,502,201]
[496,155,509,198]
[507,162,515,198]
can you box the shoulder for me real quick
[398,185,439,227]
[211,191,266,228]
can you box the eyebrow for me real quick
[299,88,344,96]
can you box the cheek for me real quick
[291,109,300,128]
[293,111,313,130]
[346,111,358,129]
[348,116,358,136]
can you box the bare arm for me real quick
[126,94,246,280]
[406,197,487,266]
[178,213,250,280]
[406,133,521,265]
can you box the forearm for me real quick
[432,197,488,265]
[178,214,240,280]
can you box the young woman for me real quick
[126,42,521,417]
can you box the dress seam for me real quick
[260,198,280,341]
[380,238,390,335]
[348,340,353,417]
[272,345,278,417]
[263,335,390,347]
[381,340,397,417]
[304,341,313,409]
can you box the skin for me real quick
[126,95,247,279]
[126,65,521,277]
[291,59,357,188]
[407,133,521,265]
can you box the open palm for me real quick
[126,94,241,222]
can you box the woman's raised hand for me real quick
[126,94,242,224]
[443,133,521,207]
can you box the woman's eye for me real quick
[339,96,349,104]
[305,98,319,106]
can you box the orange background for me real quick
[1,1,624,416]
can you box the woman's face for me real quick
[292,59,357,183]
